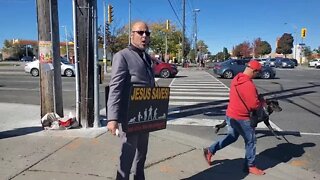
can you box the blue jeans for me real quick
[208,116,257,167]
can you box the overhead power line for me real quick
[167,0,182,27]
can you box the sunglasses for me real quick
[132,31,151,36]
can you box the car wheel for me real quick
[261,71,271,79]
[223,70,233,79]
[64,69,74,77]
[160,69,170,78]
[31,68,39,77]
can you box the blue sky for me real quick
[0,0,319,54]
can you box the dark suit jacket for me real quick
[107,47,155,131]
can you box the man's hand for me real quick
[107,120,119,136]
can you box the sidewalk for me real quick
[1,102,320,180]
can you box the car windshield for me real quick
[61,58,70,64]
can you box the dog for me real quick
[214,99,282,139]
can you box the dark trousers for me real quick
[116,130,149,180]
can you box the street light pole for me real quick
[103,0,107,74]
[284,22,297,59]
[61,25,69,61]
[128,0,131,45]
[193,9,200,62]
[181,0,185,64]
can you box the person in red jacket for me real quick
[203,59,266,175]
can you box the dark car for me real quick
[20,56,33,62]
[213,59,276,79]
[289,58,298,66]
[151,58,178,78]
[265,58,276,67]
[274,58,295,68]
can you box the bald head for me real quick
[132,21,149,31]
[131,21,150,50]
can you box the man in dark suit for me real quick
[107,21,155,180]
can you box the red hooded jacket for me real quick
[226,73,261,120]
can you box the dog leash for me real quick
[234,85,251,114]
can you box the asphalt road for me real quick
[0,62,320,174]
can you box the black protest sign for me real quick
[127,87,170,134]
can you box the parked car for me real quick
[20,56,33,62]
[213,59,276,79]
[265,58,276,67]
[151,58,178,78]
[274,58,295,68]
[308,59,320,67]
[24,58,75,77]
[289,58,298,66]
[257,58,267,66]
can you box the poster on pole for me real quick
[126,86,170,134]
[39,41,53,64]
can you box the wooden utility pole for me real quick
[76,0,94,127]
[36,0,63,118]
[51,0,64,117]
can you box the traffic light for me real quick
[108,4,113,24]
[301,28,307,38]
[166,20,170,30]
[105,22,109,33]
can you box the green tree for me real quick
[215,52,225,60]
[222,47,230,60]
[197,40,209,54]
[276,33,293,57]
[2,39,26,60]
[97,20,197,63]
[303,46,313,60]
[253,38,271,57]
[149,21,191,62]
[313,46,320,58]
[149,22,166,56]
[97,23,129,58]
[189,40,209,62]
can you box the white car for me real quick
[24,58,75,77]
[308,59,320,67]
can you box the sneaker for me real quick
[248,166,266,175]
[203,148,213,166]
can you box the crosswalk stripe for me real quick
[174,81,222,86]
[170,85,228,89]
[170,91,229,96]
[170,96,229,100]
[169,101,227,106]
[167,118,225,126]
[166,117,284,131]
[171,81,222,83]
[168,105,227,115]
[170,88,228,92]
[258,120,283,131]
